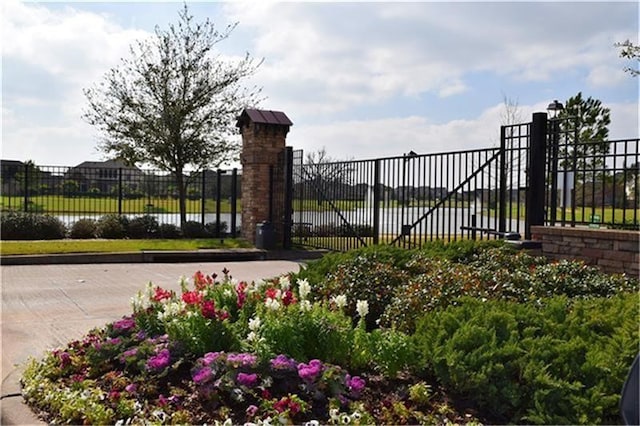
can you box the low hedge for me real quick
[413,294,639,424]
[0,211,67,240]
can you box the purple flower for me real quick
[237,372,259,388]
[297,359,323,382]
[105,337,121,346]
[226,353,257,368]
[202,351,223,366]
[192,367,213,384]
[270,354,297,371]
[119,348,138,363]
[345,374,366,397]
[135,330,147,341]
[125,383,138,393]
[113,317,136,332]
[58,351,71,368]
[246,404,259,417]
[146,349,171,371]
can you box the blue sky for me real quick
[2,1,638,167]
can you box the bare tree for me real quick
[83,4,262,227]
[615,39,640,77]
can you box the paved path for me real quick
[1,260,303,424]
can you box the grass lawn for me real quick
[0,238,252,256]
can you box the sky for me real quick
[2,0,639,168]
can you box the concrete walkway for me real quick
[1,259,304,425]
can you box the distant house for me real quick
[1,160,24,194]
[65,160,144,194]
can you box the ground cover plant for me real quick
[21,242,639,424]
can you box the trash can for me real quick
[255,221,275,250]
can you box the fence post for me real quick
[118,168,123,216]
[373,159,381,245]
[498,125,507,233]
[23,163,29,212]
[526,112,548,239]
[283,146,294,249]
[548,118,560,225]
[201,170,206,226]
[230,168,238,237]
[216,169,223,237]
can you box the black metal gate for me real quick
[285,112,638,252]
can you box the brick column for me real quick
[237,109,292,245]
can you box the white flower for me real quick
[340,414,351,424]
[246,331,259,342]
[297,278,311,300]
[248,316,262,331]
[304,421,320,426]
[157,300,186,322]
[332,294,348,309]
[265,297,281,311]
[356,300,369,318]
[351,411,362,420]
[223,289,233,298]
[329,408,340,421]
[279,275,291,290]
[131,291,146,311]
[299,300,312,312]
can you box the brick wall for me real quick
[531,226,639,277]
[239,121,289,245]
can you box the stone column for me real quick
[237,109,292,245]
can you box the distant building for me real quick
[65,159,144,194]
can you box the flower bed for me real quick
[21,243,640,425]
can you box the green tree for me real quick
[615,39,640,77]
[557,92,611,174]
[83,4,261,227]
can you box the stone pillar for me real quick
[237,109,293,245]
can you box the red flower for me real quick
[201,300,216,319]
[265,287,279,300]
[216,310,230,321]
[152,287,172,302]
[282,290,296,306]
[182,291,202,305]
[194,271,214,291]
[236,282,248,308]
[273,397,300,415]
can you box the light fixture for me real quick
[547,100,564,118]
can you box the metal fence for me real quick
[0,162,241,235]
[291,113,639,251]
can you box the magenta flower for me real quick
[192,367,213,384]
[202,351,223,366]
[246,404,259,417]
[58,351,71,368]
[345,374,366,397]
[112,317,136,331]
[226,353,257,368]
[147,349,171,371]
[297,359,323,382]
[270,354,298,371]
[119,348,138,363]
[237,372,259,388]
[125,383,138,394]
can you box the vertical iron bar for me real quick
[499,126,507,233]
[216,169,222,237]
[231,168,237,238]
[201,170,206,226]
[526,112,548,239]
[373,159,381,245]
[283,147,293,249]
[118,168,123,217]
[23,163,28,212]
[549,118,559,226]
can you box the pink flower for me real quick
[202,352,223,366]
[237,372,259,387]
[182,290,202,305]
[147,349,171,371]
[125,383,138,393]
[345,374,366,397]
[270,354,297,371]
[192,367,213,384]
[227,353,257,368]
[58,351,71,368]
[201,300,216,319]
[246,404,259,417]
[157,394,168,407]
[297,359,323,382]
[113,317,136,331]
[152,287,172,302]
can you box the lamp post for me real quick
[547,100,564,225]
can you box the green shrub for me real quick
[96,214,129,239]
[127,215,159,239]
[158,223,182,239]
[182,221,207,238]
[382,247,639,332]
[204,221,228,237]
[0,212,66,240]
[316,255,410,330]
[69,219,98,239]
[413,294,639,424]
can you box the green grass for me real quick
[0,195,240,214]
[0,238,252,256]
